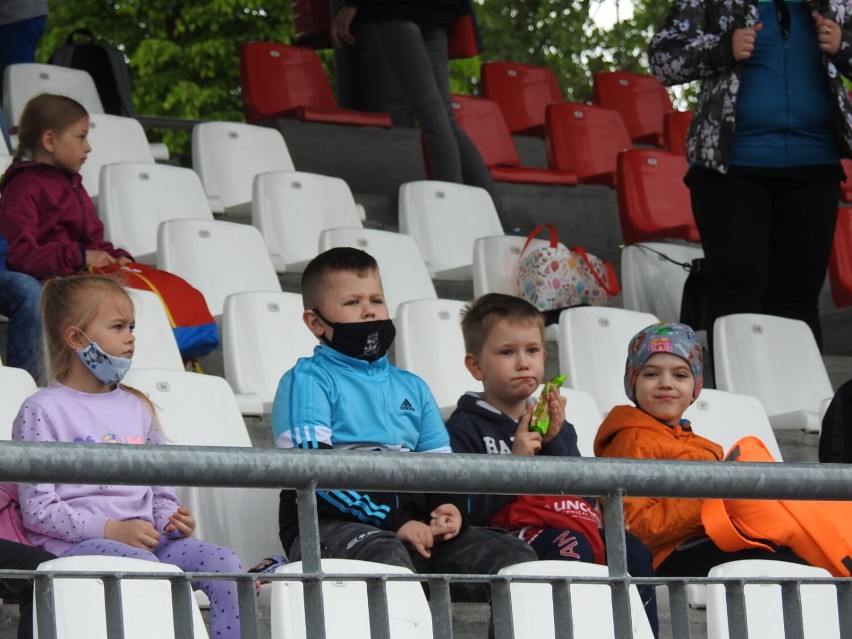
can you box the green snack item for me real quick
[529,373,567,436]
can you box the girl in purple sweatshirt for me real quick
[12,275,242,638]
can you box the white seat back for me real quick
[319,228,437,318]
[394,299,469,417]
[80,114,156,200]
[126,288,184,371]
[714,314,834,432]
[192,121,295,214]
[706,560,839,639]
[252,170,362,273]
[222,291,316,409]
[271,559,433,639]
[399,180,504,280]
[122,369,281,568]
[472,234,564,299]
[685,388,784,461]
[557,387,603,457]
[557,307,660,414]
[3,63,104,128]
[100,163,213,264]
[498,560,655,639]
[35,555,209,639]
[157,219,282,316]
[0,366,38,440]
[0,153,12,173]
[621,242,704,322]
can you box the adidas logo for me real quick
[400,399,414,411]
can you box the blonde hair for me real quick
[40,275,157,418]
[13,94,89,164]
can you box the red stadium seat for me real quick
[449,95,577,186]
[841,158,852,202]
[545,102,631,187]
[829,206,852,307]
[592,71,673,147]
[616,149,701,244]
[239,42,392,128]
[663,110,694,156]
[480,61,563,137]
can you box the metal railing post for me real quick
[603,490,633,639]
[297,483,326,639]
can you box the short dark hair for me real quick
[301,247,380,309]
[460,293,545,355]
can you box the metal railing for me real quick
[2,440,852,639]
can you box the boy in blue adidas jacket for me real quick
[272,247,535,601]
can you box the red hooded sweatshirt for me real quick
[0,161,131,280]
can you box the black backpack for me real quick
[819,378,852,463]
[48,29,136,117]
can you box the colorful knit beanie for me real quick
[624,322,703,402]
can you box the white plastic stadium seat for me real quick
[555,387,603,457]
[394,298,470,419]
[126,288,184,372]
[80,113,156,201]
[399,180,504,280]
[1,153,12,173]
[621,241,704,323]
[685,388,784,461]
[0,366,38,440]
[222,291,317,412]
[100,163,213,264]
[3,63,103,129]
[122,368,282,570]
[319,227,437,318]
[35,555,209,639]
[157,219,282,316]
[252,170,362,273]
[271,559,433,639]
[706,560,839,639]
[472,234,566,300]
[192,121,295,215]
[498,560,655,639]
[557,306,660,414]
[714,314,834,432]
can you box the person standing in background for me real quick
[330,0,511,230]
[649,0,852,351]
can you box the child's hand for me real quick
[429,503,462,542]
[164,506,196,539]
[85,250,116,268]
[542,387,567,444]
[397,520,435,558]
[814,12,842,55]
[512,405,542,456]
[104,518,160,550]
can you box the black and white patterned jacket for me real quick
[649,0,852,172]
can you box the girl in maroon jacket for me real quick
[0,94,131,280]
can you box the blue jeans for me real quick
[370,19,506,227]
[0,270,42,379]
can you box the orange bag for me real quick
[702,436,852,577]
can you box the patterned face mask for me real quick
[76,333,132,385]
[312,308,396,362]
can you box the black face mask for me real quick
[312,308,396,362]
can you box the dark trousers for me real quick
[0,540,55,639]
[656,536,807,578]
[289,519,537,603]
[686,166,839,350]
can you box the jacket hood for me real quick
[0,161,79,193]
